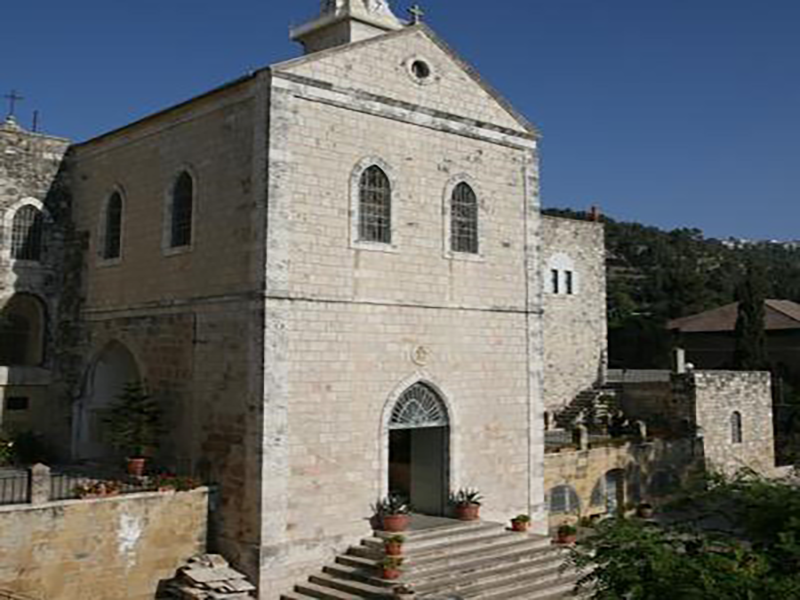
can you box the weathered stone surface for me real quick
[0,489,208,600]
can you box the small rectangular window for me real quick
[5,396,29,411]
[565,270,574,295]
[551,269,560,294]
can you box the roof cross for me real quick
[408,4,424,24]
[4,90,23,118]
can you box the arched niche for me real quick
[73,341,142,460]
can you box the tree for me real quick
[569,471,800,599]
[733,268,768,370]
[103,382,162,457]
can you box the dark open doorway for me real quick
[387,382,451,516]
[389,426,449,515]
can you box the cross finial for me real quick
[4,90,23,118]
[408,3,424,24]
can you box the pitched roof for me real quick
[667,299,800,333]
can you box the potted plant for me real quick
[381,556,403,580]
[555,523,577,545]
[510,514,531,532]
[384,534,405,556]
[636,502,655,519]
[104,382,162,477]
[374,495,412,532]
[393,584,415,599]
[452,488,482,521]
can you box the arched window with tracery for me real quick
[731,411,743,444]
[170,171,194,248]
[389,383,449,430]
[358,165,391,244]
[451,182,478,254]
[0,294,45,366]
[11,205,44,261]
[103,192,123,260]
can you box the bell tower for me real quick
[291,0,405,54]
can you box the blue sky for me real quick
[2,1,798,240]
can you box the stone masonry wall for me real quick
[263,27,544,596]
[544,438,699,528]
[0,488,208,600]
[67,81,268,582]
[0,117,71,447]
[541,216,607,411]
[692,370,776,475]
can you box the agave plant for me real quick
[451,488,483,507]
[373,494,411,516]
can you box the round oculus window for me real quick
[411,60,431,81]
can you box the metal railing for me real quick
[0,469,30,506]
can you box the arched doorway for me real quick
[388,382,450,516]
[74,341,141,460]
[0,294,46,366]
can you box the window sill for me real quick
[444,250,485,263]
[96,257,122,269]
[351,240,399,254]
[162,244,193,258]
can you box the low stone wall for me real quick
[544,438,700,528]
[0,488,208,600]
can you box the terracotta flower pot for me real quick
[127,457,147,478]
[637,505,654,519]
[511,519,530,532]
[382,514,410,532]
[455,504,480,521]
[385,541,403,556]
[556,532,577,545]
[382,567,402,580]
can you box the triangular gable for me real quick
[271,24,538,137]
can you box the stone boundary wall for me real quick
[0,488,208,600]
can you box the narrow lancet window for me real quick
[103,192,123,260]
[450,182,478,254]
[358,166,391,244]
[170,172,194,248]
[11,205,43,261]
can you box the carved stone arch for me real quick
[378,372,461,503]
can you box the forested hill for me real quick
[542,208,800,368]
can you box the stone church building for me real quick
[2,1,762,597]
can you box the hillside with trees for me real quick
[542,208,800,369]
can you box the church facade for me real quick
[0,1,608,595]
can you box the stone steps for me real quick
[281,520,581,600]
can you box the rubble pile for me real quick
[158,554,257,599]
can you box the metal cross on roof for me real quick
[4,90,23,118]
[408,3,425,24]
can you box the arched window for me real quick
[389,383,449,430]
[170,172,194,248]
[103,192,123,260]
[731,411,743,444]
[548,484,581,514]
[11,205,44,261]
[0,294,45,366]
[358,165,391,244]
[451,182,478,254]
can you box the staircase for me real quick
[554,385,620,430]
[281,520,582,599]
